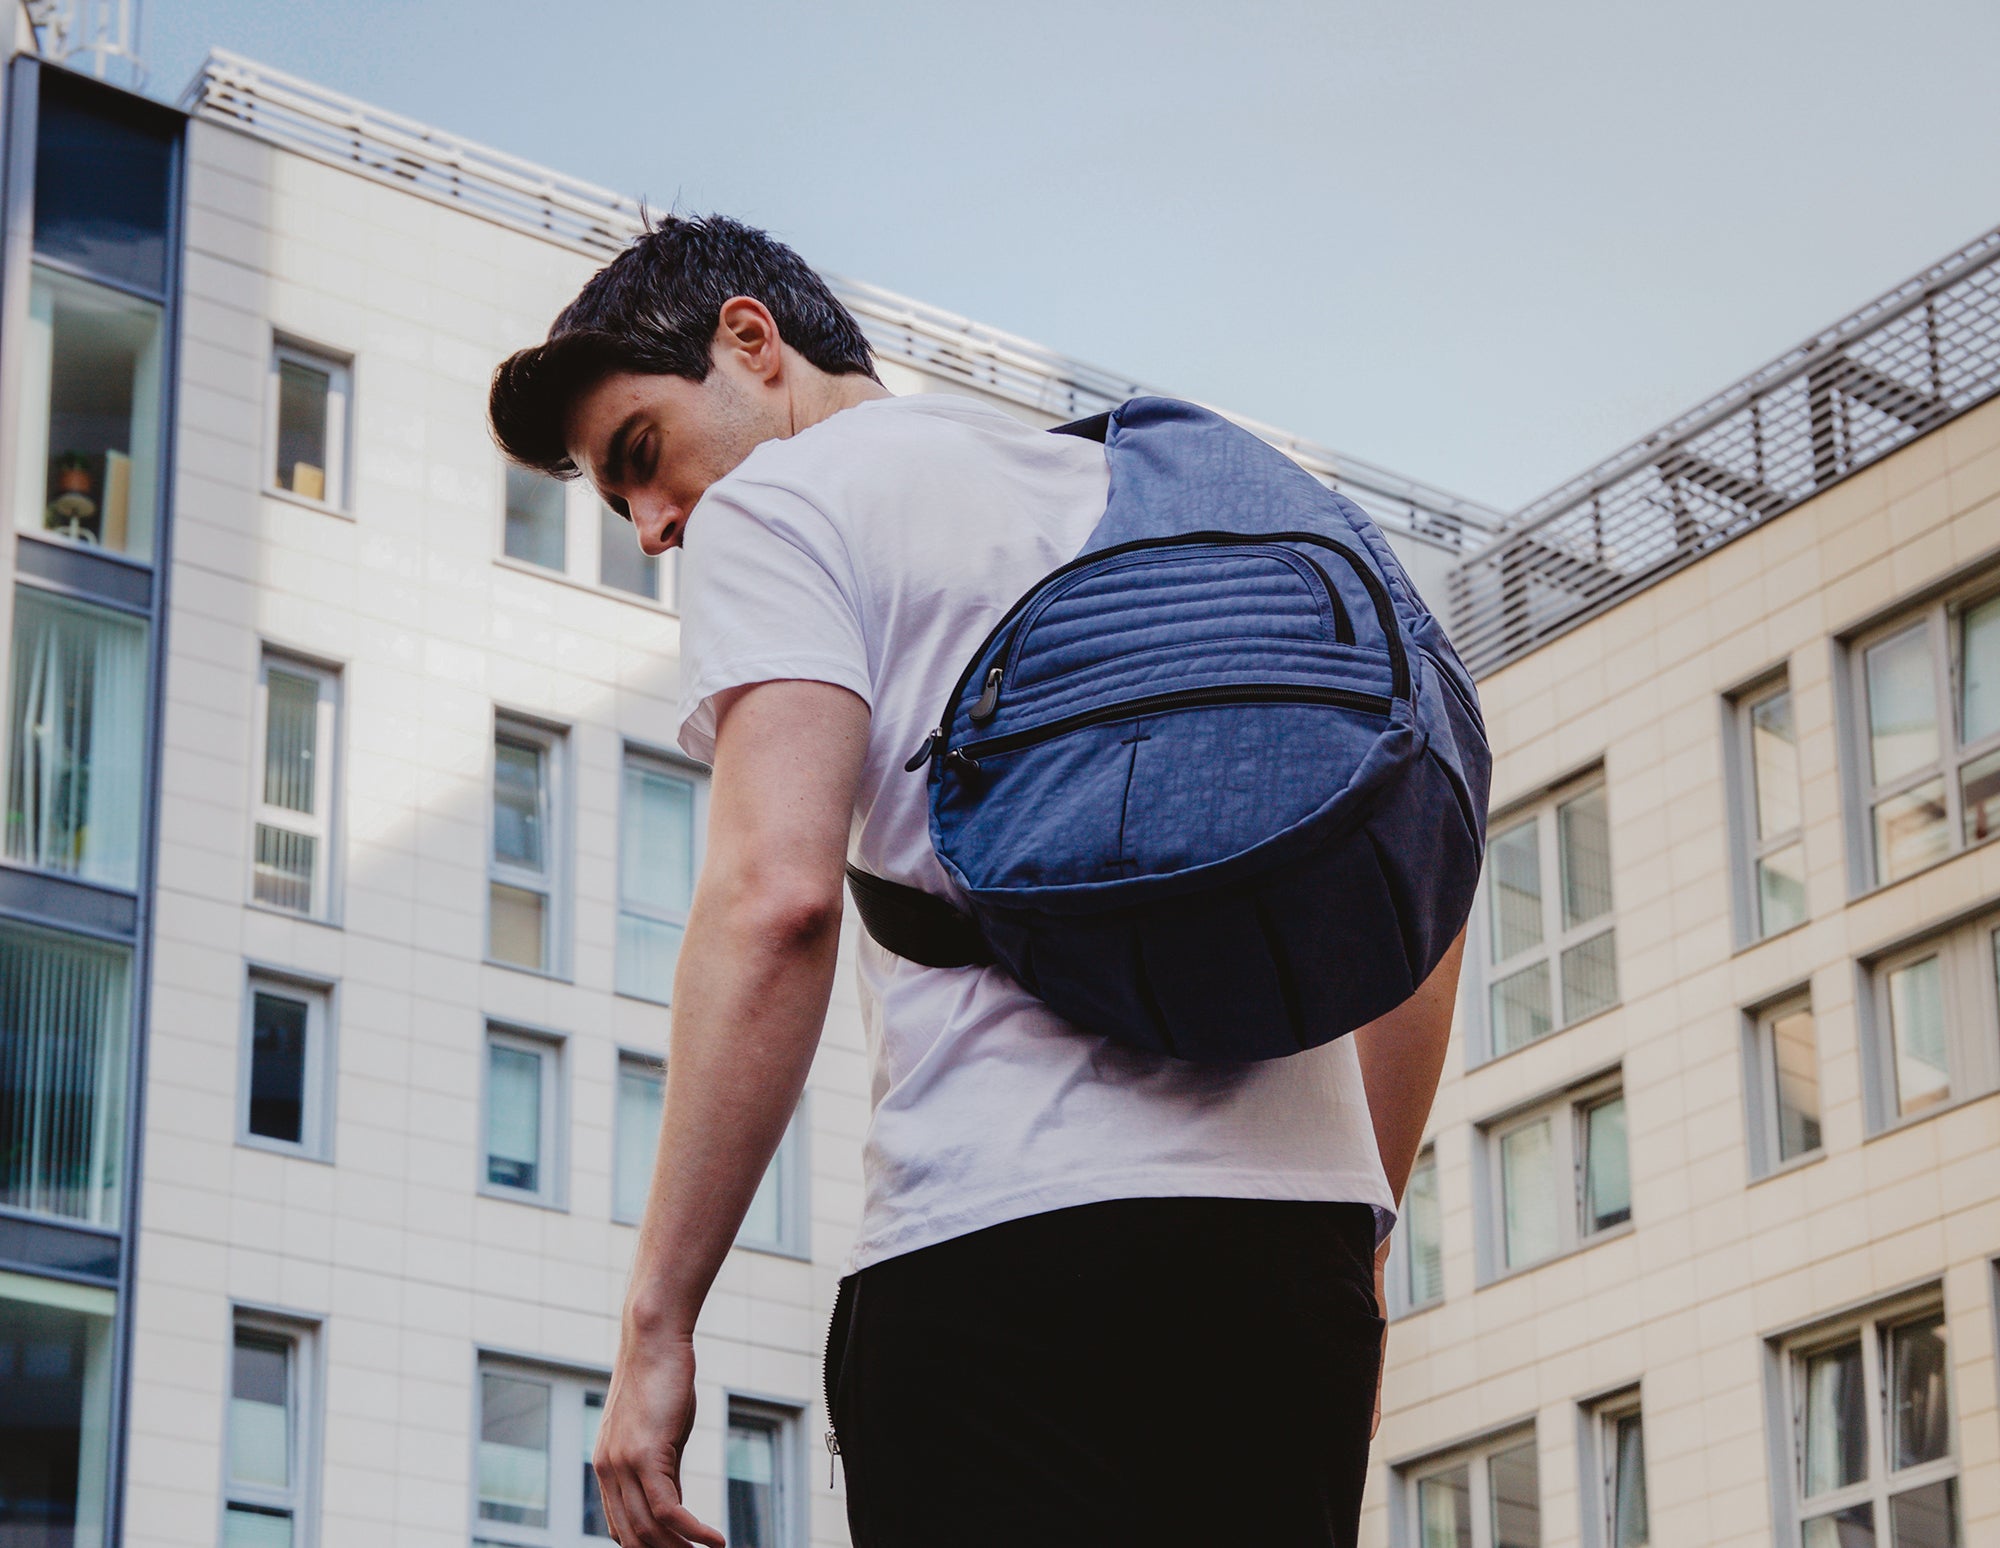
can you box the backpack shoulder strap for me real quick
[844,865,995,969]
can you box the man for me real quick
[489,214,1463,1548]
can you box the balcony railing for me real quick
[1450,222,2000,677]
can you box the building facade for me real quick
[0,42,1486,1548]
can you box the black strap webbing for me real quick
[845,865,995,969]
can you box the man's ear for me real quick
[716,296,784,383]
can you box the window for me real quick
[1745,994,1823,1176]
[1389,1146,1444,1315]
[1408,1429,1539,1548]
[483,1028,563,1208]
[251,655,339,917]
[33,72,174,293]
[1778,1298,1959,1548]
[1865,912,2000,1129]
[618,752,704,1003]
[505,466,569,572]
[269,342,350,509]
[474,1359,612,1546]
[612,1053,663,1224]
[6,585,149,889]
[225,1314,318,1547]
[11,268,165,562]
[1486,1076,1629,1277]
[1733,677,1807,940]
[495,466,672,607]
[1481,775,1617,1058]
[598,503,663,601]
[0,920,130,1227]
[1852,578,2000,887]
[0,1270,116,1545]
[726,1400,801,1548]
[1585,1394,1649,1548]
[737,1102,808,1257]
[490,719,566,975]
[239,976,332,1158]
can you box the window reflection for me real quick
[0,1273,117,1547]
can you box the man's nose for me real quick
[629,493,682,556]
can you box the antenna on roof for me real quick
[25,0,146,89]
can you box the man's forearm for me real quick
[1352,929,1465,1205]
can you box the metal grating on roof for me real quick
[1450,223,2000,677]
[179,49,1504,554]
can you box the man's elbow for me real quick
[721,871,844,955]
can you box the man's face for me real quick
[565,358,780,556]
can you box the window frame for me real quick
[471,1354,614,1548]
[266,337,352,513]
[222,1309,320,1548]
[1386,1143,1444,1318]
[1846,574,2000,892]
[480,1024,567,1211]
[1727,673,1808,945]
[488,715,570,979]
[236,970,335,1161]
[616,747,707,1006]
[1861,909,2000,1134]
[1479,1071,1630,1283]
[1399,1424,1540,1548]
[1472,770,1619,1064]
[1772,1291,1960,1548]
[1581,1389,1649,1548]
[1743,989,1825,1180]
[248,651,341,922]
[723,1395,806,1548]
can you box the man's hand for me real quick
[593,1332,724,1548]
[1371,1238,1391,1439]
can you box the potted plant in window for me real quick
[46,452,99,542]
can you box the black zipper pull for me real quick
[968,666,1004,725]
[904,727,944,773]
[945,748,982,776]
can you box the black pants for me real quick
[825,1197,1384,1548]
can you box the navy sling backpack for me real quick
[845,396,1491,1061]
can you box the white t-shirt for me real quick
[676,392,1393,1272]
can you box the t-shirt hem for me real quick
[843,1165,1398,1275]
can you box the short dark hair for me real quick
[488,213,878,476]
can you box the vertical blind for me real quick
[0,922,131,1226]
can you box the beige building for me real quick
[1369,230,2000,1547]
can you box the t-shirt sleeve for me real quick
[674,477,872,766]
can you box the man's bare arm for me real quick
[593,679,868,1548]
[1353,927,1465,1208]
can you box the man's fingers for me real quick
[638,1461,726,1548]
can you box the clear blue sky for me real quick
[134,0,2000,511]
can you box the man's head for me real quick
[488,214,881,553]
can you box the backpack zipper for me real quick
[946,682,1390,771]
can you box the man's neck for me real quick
[788,357,893,436]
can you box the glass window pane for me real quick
[1487,819,1543,961]
[1889,1315,1951,1471]
[275,359,331,500]
[623,765,697,916]
[1959,593,2000,747]
[582,1390,609,1539]
[34,78,173,291]
[493,738,546,872]
[1585,1096,1631,1233]
[254,825,317,914]
[1887,956,1951,1117]
[0,922,132,1227]
[616,913,685,1004]
[1417,1463,1473,1548]
[599,503,659,599]
[262,670,319,816]
[478,1373,550,1526]
[1405,1152,1444,1307]
[1561,930,1619,1025]
[248,991,309,1146]
[1751,688,1801,839]
[504,466,567,571]
[1866,625,1941,786]
[0,1283,116,1547]
[1888,1479,1959,1548]
[1758,843,1809,937]
[1612,1413,1649,1548]
[1501,1118,1558,1269]
[614,1059,664,1222]
[1874,781,1950,884]
[7,586,150,889]
[1488,1437,1541,1548]
[726,1414,780,1548]
[1803,1503,1877,1548]
[1960,747,2000,848]
[489,883,548,971]
[1559,786,1614,929]
[739,1150,785,1249]
[486,1043,543,1193]
[222,1507,294,1548]
[228,1333,290,1490]
[1802,1340,1867,1496]
[1491,962,1552,1055]
[14,269,165,561]
[1770,1006,1823,1162]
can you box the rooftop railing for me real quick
[1450,222,2000,676]
[180,50,1504,554]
